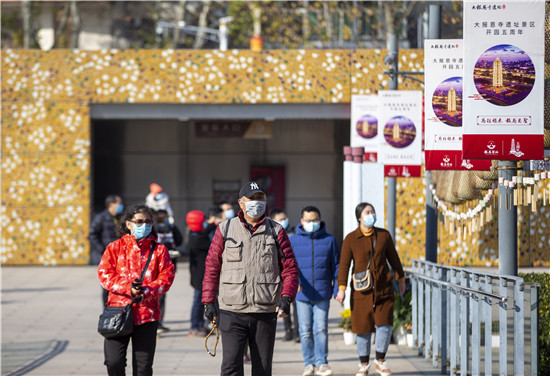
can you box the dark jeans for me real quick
[104,321,158,376]
[191,289,205,329]
[219,309,277,376]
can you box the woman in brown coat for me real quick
[336,202,405,376]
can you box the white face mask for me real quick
[243,200,266,219]
[224,208,235,219]
[303,221,320,233]
[277,218,289,230]
[362,214,376,227]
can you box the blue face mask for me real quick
[303,221,320,233]
[243,200,266,219]
[115,204,124,214]
[224,209,235,219]
[277,219,289,230]
[133,224,152,240]
[362,214,376,227]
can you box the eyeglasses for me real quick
[131,219,153,225]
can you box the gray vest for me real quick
[218,217,283,313]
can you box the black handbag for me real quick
[98,243,156,339]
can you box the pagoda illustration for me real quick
[509,138,524,157]
[447,87,457,115]
[393,122,401,141]
[492,57,504,92]
[361,119,369,134]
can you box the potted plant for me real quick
[393,291,413,347]
[338,308,355,345]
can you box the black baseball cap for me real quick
[239,181,265,199]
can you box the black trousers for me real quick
[283,301,299,338]
[219,309,277,376]
[104,321,158,376]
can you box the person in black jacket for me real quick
[154,209,183,333]
[88,194,124,305]
[186,210,211,337]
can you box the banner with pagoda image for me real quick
[378,90,423,178]
[350,95,379,162]
[462,0,545,160]
[424,39,491,170]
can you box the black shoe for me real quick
[283,332,293,341]
[294,336,301,343]
[158,324,170,332]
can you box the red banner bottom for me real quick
[463,134,544,160]
[425,150,491,171]
[384,165,422,178]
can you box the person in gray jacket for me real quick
[202,181,299,376]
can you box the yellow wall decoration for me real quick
[1,48,547,267]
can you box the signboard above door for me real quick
[195,120,272,138]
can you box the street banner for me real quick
[424,39,491,170]
[378,90,423,177]
[463,0,545,160]
[351,95,379,162]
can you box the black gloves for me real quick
[204,303,217,322]
[131,280,144,303]
[277,296,291,316]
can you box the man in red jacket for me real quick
[202,181,299,376]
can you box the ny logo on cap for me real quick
[250,182,260,190]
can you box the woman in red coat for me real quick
[98,205,175,376]
[336,202,405,376]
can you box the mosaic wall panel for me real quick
[351,49,423,95]
[176,50,264,103]
[392,177,426,266]
[89,50,178,103]
[1,206,89,265]
[263,50,352,103]
[351,49,387,95]
[1,49,90,103]
[0,48,547,267]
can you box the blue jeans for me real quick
[190,289,205,329]
[356,324,392,357]
[296,299,330,367]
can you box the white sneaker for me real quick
[315,364,333,376]
[374,359,391,376]
[302,364,315,376]
[356,363,370,376]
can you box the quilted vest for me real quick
[218,217,283,313]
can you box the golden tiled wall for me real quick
[1,48,548,267]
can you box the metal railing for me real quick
[408,260,540,376]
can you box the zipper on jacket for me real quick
[311,233,315,301]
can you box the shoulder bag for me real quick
[97,242,156,339]
[352,231,376,292]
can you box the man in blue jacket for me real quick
[290,206,340,376]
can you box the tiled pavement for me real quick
[1,263,436,376]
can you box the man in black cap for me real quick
[202,181,299,376]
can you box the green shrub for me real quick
[520,272,550,375]
[393,290,412,332]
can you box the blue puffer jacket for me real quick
[290,221,340,302]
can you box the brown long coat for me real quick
[337,226,405,334]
